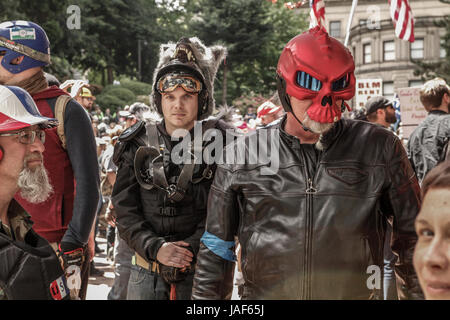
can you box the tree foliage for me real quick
[0,0,308,111]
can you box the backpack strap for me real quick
[54,95,72,150]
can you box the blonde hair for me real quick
[419,77,449,111]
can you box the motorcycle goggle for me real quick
[157,74,202,94]
[296,71,351,92]
[296,71,322,92]
[0,129,45,144]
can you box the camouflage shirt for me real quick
[0,200,34,300]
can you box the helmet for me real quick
[0,21,50,74]
[276,26,355,124]
[151,37,226,120]
[79,87,93,98]
[0,85,57,133]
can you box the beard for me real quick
[303,113,335,135]
[385,113,397,124]
[17,155,53,204]
[302,113,337,151]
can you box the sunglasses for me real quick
[157,74,202,94]
[0,129,46,144]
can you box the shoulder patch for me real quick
[119,120,145,142]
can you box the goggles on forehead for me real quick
[157,74,202,94]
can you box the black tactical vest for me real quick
[0,228,69,300]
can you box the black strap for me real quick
[144,124,197,202]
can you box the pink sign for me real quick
[397,87,428,139]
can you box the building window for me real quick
[440,38,446,58]
[410,38,424,59]
[383,82,394,100]
[363,43,371,64]
[330,21,341,38]
[383,41,395,61]
[409,80,423,87]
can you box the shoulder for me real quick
[440,114,450,126]
[113,121,147,166]
[344,118,392,137]
[340,118,399,151]
[118,120,146,142]
[63,98,91,123]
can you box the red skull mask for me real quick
[277,26,355,124]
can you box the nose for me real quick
[173,97,185,109]
[29,134,45,154]
[321,95,332,107]
[424,238,448,271]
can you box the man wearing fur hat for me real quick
[112,37,232,300]
[192,27,423,300]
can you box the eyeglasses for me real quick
[0,129,46,144]
[157,74,202,94]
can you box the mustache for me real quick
[24,152,43,162]
[303,113,335,135]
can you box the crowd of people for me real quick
[0,20,449,301]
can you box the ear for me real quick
[210,45,227,67]
[11,55,25,65]
[444,92,450,103]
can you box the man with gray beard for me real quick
[17,152,53,204]
[192,27,423,300]
[0,85,69,300]
[0,20,100,300]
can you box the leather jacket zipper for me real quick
[305,177,317,299]
[300,145,320,300]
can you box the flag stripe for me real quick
[389,0,415,42]
[396,2,406,38]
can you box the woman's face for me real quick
[413,188,450,299]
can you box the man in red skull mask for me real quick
[192,27,423,300]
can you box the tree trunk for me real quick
[107,66,114,84]
[222,63,228,106]
[101,68,106,87]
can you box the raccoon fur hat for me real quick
[150,37,227,120]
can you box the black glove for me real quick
[160,264,191,284]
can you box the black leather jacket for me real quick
[192,117,423,300]
[112,119,232,264]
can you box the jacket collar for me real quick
[429,109,448,116]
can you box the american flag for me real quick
[309,0,326,29]
[389,0,415,42]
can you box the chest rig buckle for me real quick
[134,124,199,203]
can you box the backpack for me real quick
[54,94,72,150]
